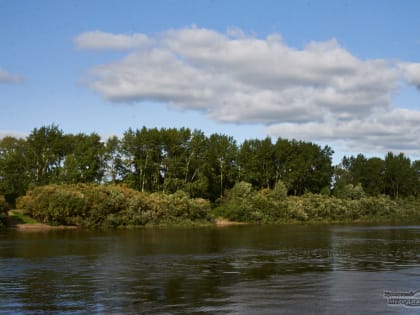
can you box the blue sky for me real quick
[1,0,420,163]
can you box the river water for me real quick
[0,224,419,314]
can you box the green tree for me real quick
[160,127,191,192]
[63,133,105,183]
[343,154,367,185]
[274,139,333,195]
[384,152,417,198]
[0,136,29,206]
[204,134,238,201]
[183,130,209,198]
[362,157,385,195]
[120,127,163,192]
[103,136,123,184]
[332,162,352,196]
[337,155,385,196]
[238,137,275,189]
[26,124,66,185]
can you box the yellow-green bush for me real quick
[17,184,213,227]
[216,183,403,224]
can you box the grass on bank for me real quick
[8,209,40,225]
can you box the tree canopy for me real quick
[1,124,419,206]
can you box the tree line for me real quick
[0,124,419,207]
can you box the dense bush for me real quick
[17,184,213,227]
[123,190,212,226]
[0,195,9,227]
[14,181,418,228]
[214,181,288,223]
[216,181,403,223]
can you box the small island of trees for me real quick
[1,124,419,228]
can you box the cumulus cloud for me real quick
[74,31,150,51]
[76,26,420,156]
[399,62,420,89]
[266,108,420,154]
[0,67,23,84]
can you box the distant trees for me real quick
[238,138,334,195]
[334,152,420,198]
[1,124,419,207]
[273,139,333,195]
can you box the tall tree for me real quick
[183,130,209,197]
[0,137,29,205]
[274,139,333,195]
[384,152,417,198]
[204,134,238,200]
[120,127,163,192]
[63,133,105,183]
[362,157,385,195]
[238,137,275,189]
[160,127,191,192]
[103,136,123,184]
[26,124,66,185]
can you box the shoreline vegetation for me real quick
[1,182,418,230]
[0,125,419,229]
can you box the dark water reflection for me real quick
[0,225,419,314]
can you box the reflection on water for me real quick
[0,225,419,314]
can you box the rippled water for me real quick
[1,225,419,314]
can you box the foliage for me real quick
[62,133,105,183]
[334,183,365,200]
[13,180,420,228]
[1,124,419,208]
[215,181,288,223]
[268,180,288,201]
[0,195,9,227]
[17,184,213,227]
[0,137,30,206]
[215,182,405,224]
[238,138,275,189]
[273,139,334,195]
[25,124,66,185]
[335,153,420,198]
[204,134,238,201]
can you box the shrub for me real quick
[334,183,365,200]
[126,193,155,225]
[268,180,288,201]
[230,181,253,199]
[18,184,213,227]
[0,195,9,227]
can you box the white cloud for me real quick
[266,108,420,155]
[0,67,23,84]
[76,26,420,156]
[74,31,150,51]
[399,62,420,89]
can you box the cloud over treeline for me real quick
[75,27,420,156]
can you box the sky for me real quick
[1,0,420,164]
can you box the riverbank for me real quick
[11,223,78,231]
[7,209,78,231]
[3,183,419,230]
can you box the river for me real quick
[1,224,419,314]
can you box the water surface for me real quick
[1,224,419,314]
